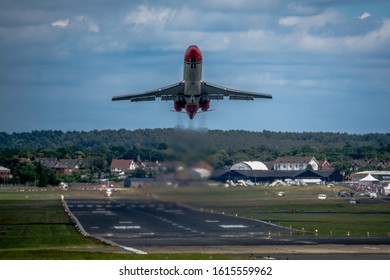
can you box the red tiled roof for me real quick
[110,159,132,169]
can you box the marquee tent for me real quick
[359,173,379,182]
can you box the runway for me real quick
[65,197,292,246]
[65,197,390,254]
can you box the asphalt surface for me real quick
[65,197,390,256]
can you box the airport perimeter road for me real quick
[65,197,390,250]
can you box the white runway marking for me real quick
[114,226,141,229]
[205,220,219,223]
[219,225,248,228]
[92,210,115,216]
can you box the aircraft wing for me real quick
[112,82,184,102]
[201,81,272,101]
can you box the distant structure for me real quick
[351,171,390,182]
[231,161,268,171]
[55,159,81,174]
[36,158,81,174]
[272,156,318,171]
[110,159,137,175]
[0,166,11,179]
[231,157,331,172]
[213,156,340,184]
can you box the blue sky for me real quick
[0,0,389,134]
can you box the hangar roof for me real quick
[231,161,268,171]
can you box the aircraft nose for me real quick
[184,45,202,63]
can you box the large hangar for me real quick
[211,169,343,184]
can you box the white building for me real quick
[272,156,319,171]
[110,159,137,174]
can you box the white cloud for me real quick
[51,18,69,28]
[51,16,99,33]
[346,19,390,51]
[359,12,371,20]
[124,5,175,26]
[297,19,390,53]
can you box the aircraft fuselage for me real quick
[178,45,205,119]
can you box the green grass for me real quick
[246,213,390,236]
[0,198,100,250]
[0,250,233,260]
[1,185,390,259]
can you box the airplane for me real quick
[112,45,272,119]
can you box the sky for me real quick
[0,0,389,134]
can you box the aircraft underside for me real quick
[111,45,272,119]
[174,95,210,119]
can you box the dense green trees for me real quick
[5,161,60,187]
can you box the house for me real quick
[35,158,82,174]
[55,159,81,174]
[0,166,11,179]
[36,158,58,169]
[272,156,319,171]
[318,159,332,171]
[141,161,161,173]
[110,159,137,174]
[350,159,390,172]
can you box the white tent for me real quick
[359,173,379,182]
[384,184,390,196]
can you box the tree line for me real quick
[1,129,389,186]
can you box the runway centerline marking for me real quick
[114,226,141,229]
[219,225,248,228]
[205,220,220,223]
